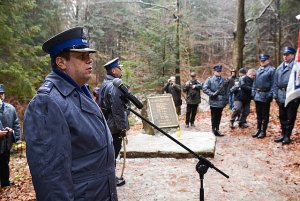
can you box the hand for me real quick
[124,136,128,145]
[120,129,127,138]
[0,130,8,138]
[268,96,273,102]
[211,91,218,97]
[275,99,281,105]
[4,127,13,134]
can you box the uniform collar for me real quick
[104,74,116,81]
[1,102,4,111]
[51,68,92,99]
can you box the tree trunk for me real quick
[275,0,281,67]
[175,0,181,85]
[232,0,246,70]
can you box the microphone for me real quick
[112,78,143,109]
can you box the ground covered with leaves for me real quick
[1,102,300,200]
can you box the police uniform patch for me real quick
[37,81,54,94]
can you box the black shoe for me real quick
[229,120,234,129]
[252,130,261,138]
[116,177,125,187]
[191,123,195,127]
[185,124,189,128]
[282,136,291,145]
[1,181,14,188]
[239,123,248,128]
[274,136,284,143]
[257,131,266,139]
[214,130,224,137]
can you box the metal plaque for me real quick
[147,95,179,128]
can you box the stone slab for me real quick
[121,131,216,158]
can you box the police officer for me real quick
[24,27,117,200]
[252,54,275,139]
[0,84,21,188]
[273,47,299,144]
[183,72,202,128]
[98,57,129,186]
[203,65,229,136]
[163,76,182,115]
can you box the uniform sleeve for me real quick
[203,78,213,96]
[270,68,276,98]
[24,94,73,200]
[11,107,21,142]
[110,88,128,131]
[272,70,279,100]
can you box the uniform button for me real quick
[74,93,78,97]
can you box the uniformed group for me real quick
[165,47,299,143]
[0,26,298,200]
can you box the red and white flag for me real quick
[285,29,300,106]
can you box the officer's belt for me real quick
[72,167,115,183]
[256,88,270,92]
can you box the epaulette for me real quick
[37,81,54,94]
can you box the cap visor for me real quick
[69,48,96,53]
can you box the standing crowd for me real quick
[164,47,299,145]
[0,25,299,201]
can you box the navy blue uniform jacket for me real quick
[24,72,117,201]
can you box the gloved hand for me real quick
[274,98,282,105]
[211,91,219,98]
[267,96,273,102]
[230,85,240,93]
[120,129,127,138]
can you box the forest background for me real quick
[0,0,299,114]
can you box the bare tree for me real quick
[232,0,246,69]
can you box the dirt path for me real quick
[116,103,300,201]
[1,102,300,201]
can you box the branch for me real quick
[245,0,276,23]
[93,0,173,11]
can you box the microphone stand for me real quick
[126,106,229,201]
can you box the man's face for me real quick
[260,59,269,66]
[0,92,4,101]
[283,53,295,63]
[64,52,93,86]
[214,70,221,76]
[112,66,122,78]
[248,73,255,80]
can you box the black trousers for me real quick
[185,104,198,125]
[210,106,224,130]
[112,134,123,159]
[278,99,300,130]
[0,151,10,187]
[255,101,271,131]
